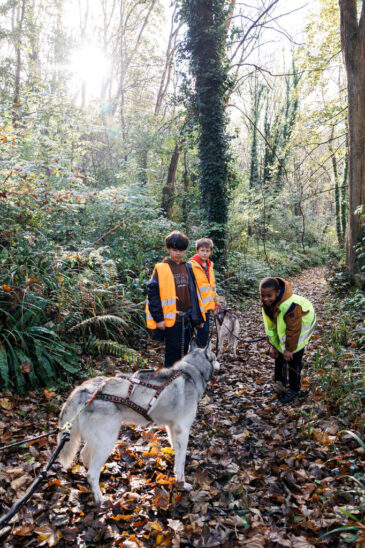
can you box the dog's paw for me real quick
[177,480,193,491]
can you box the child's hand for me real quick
[269,346,279,358]
[156,321,166,330]
[284,350,293,361]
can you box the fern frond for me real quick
[0,344,9,389]
[89,339,140,360]
[9,348,26,394]
[58,313,83,331]
[15,349,39,388]
[68,314,128,332]
[34,342,56,383]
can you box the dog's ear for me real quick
[204,339,220,372]
[188,337,199,352]
[204,339,213,360]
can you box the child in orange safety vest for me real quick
[146,231,205,367]
[189,238,221,347]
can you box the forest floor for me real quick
[0,268,364,547]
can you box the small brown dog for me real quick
[215,308,240,357]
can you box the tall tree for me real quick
[180,0,231,263]
[12,0,26,124]
[339,0,365,282]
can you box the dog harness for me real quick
[87,370,184,422]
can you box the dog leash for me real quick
[0,427,71,530]
[215,310,266,345]
[0,428,59,452]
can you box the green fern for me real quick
[58,313,83,331]
[88,338,140,360]
[68,314,128,332]
[16,349,40,389]
[34,342,56,384]
[0,344,9,389]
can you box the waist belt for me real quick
[87,370,183,422]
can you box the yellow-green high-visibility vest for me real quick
[262,294,316,354]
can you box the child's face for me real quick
[197,245,212,262]
[260,287,280,307]
[167,247,186,264]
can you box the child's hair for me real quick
[165,230,189,250]
[260,277,280,291]
[196,238,213,250]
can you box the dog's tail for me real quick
[57,391,85,469]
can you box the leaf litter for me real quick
[0,268,364,546]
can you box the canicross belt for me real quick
[87,370,184,422]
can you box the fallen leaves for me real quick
[0,269,364,546]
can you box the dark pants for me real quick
[196,311,210,348]
[164,319,192,368]
[275,348,304,392]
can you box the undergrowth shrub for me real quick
[1,178,196,392]
[224,243,330,299]
[0,288,78,394]
[311,301,365,431]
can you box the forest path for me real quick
[184,267,333,546]
[1,268,363,547]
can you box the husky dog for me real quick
[215,308,240,357]
[58,341,219,504]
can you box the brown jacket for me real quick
[260,277,308,352]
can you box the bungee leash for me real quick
[0,428,59,452]
[0,393,94,531]
[215,308,267,345]
[0,425,71,530]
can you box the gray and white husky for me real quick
[215,308,240,357]
[58,341,220,504]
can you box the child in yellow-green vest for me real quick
[189,238,221,348]
[146,231,205,367]
[260,277,316,404]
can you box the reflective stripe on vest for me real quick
[190,260,217,312]
[145,263,206,329]
[262,294,316,353]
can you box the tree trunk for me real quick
[339,0,365,283]
[180,0,230,264]
[160,143,180,218]
[155,6,182,117]
[329,128,345,248]
[181,151,190,229]
[13,0,26,125]
[341,144,348,242]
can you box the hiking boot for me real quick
[278,389,300,404]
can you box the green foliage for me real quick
[311,299,365,429]
[0,288,78,393]
[326,263,353,295]
[222,243,330,298]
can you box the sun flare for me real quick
[69,45,110,97]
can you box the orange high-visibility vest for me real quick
[145,263,206,329]
[189,259,217,312]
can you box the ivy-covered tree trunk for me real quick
[339,0,365,284]
[180,0,230,263]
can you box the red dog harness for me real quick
[87,371,184,422]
